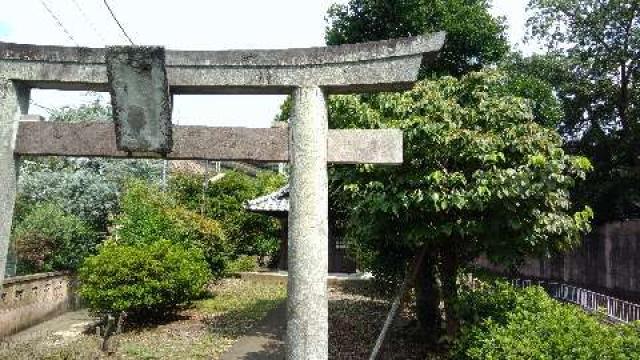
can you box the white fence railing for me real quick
[511,279,640,324]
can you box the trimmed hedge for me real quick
[454,282,640,360]
[79,240,211,316]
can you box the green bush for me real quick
[169,171,285,259]
[454,282,640,359]
[116,180,230,277]
[225,255,259,275]
[12,203,100,273]
[79,240,211,316]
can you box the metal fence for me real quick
[511,279,640,324]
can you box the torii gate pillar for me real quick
[287,86,330,357]
[0,79,28,282]
[0,32,445,359]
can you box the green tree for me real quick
[332,72,593,337]
[48,97,111,123]
[170,170,286,260]
[325,0,509,76]
[524,0,640,221]
[115,180,230,277]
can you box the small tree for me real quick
[333,72,593,337]
[115,180,230,278]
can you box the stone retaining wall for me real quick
[0,272,80,337]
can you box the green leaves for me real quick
[169,170,286,259]
[325,0,509,77]
[79,239,211,316]
[330,70,592,277]
[454,281,640,359]
[524,0,640,222]
[116,180,231,278]
[12,203,100,273]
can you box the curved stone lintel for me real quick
[0,32,445,94]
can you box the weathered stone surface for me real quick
[329,129,402,164]
[0,32,446,94]
[106,46,171,153]
[0,78,25,285]
[1,272,79,337]
[15,121,403,164]
[287,86,328,360]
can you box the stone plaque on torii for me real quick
[0,32,445,359]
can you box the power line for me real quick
[102,0,135,45]
[38,0,79,46]
[29,100,54,113]
[70,0,107,44]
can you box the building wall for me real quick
[477,220,640,301]
[0,272,80,338]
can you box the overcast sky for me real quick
[0,0,536,127]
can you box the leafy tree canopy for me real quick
[325,0,510,76]
[115,180,230,277]
[523,0,640,221]
[13,202,100,274]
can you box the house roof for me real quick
[244,185,289,215]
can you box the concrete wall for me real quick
[478,220,640,302]
[0,272,80,338]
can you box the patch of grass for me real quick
[198,279,286,338]
[198,279,286,316]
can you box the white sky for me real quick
[0,0,536,127]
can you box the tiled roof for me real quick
[244,185,289,213]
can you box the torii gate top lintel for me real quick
[0,31,445,94]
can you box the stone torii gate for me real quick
[0,33,445,359]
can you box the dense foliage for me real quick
[331,72,593,335]
[79,240,211,316]
[224,255,259,275]
[454,282,640,359]
[115,180,230,278]
[169,170,286,260]
[12,203,99,273]
[325,0,509,76]
[17,164,119,231]
[522,0,640,222]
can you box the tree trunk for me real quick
[415,253,441,342]
[440,250,459,338]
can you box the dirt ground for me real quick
[1,279,445,360]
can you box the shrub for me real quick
[170,171,286,258]
[116,180,230,277]
[79,240,211,317]
[225,255,259,275]
[453,282,640,359]
[12,203,100,273]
